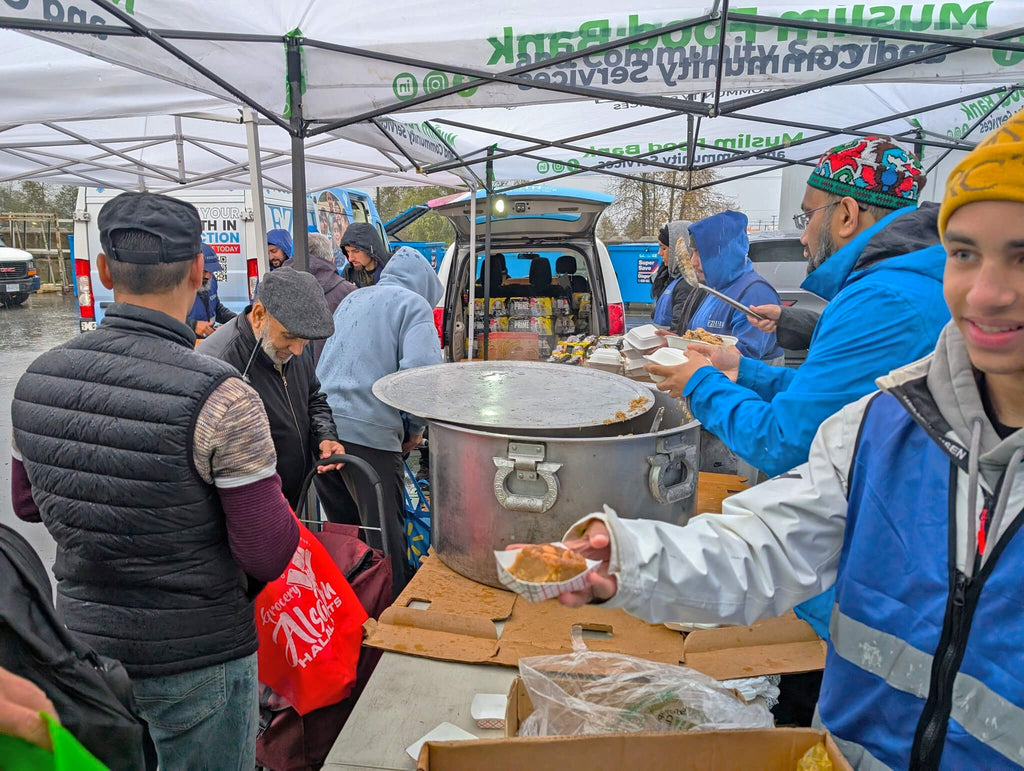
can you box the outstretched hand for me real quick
[0,666,58,751]
[558,521,618,607]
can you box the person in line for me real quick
[650,221,705,334]
[267,228,293,270]
[10,192,299,769]
[683,210,784,363]
[202,266,345,511]
[315,246,443,592]
[280,233,356,366]
[560,112,1024,770]
[338,223,390,287]
[187,244,236,338]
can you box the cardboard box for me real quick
[475,332,539,361]
[417,728,852,770]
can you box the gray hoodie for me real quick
[315,247,443,451]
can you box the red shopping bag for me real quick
[256,522,368,715]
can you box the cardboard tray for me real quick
[416,727,852,770]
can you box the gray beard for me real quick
[261,336,293,366]
[806,227,837,274]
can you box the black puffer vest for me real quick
[12,303,258,678]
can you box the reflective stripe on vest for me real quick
[831,606,1024,764]
[813,709,892,771]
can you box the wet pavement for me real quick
[1,291,80,579]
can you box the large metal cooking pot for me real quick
[374,362,700,587]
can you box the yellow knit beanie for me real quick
[939,107,1024,236]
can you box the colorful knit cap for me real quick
[808,136,924,209]
[938,107,1024,236]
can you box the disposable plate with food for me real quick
[494,543,601,602]
[666,332,739,351]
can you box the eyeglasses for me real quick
[793,201,840,230]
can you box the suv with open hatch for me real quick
[431,186,624,362]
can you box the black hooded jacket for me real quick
[338,223,391,287]
[200,309,339,508]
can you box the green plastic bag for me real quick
[0,712,107,771]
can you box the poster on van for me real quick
[315,190,351,271]
[197,204,242,283]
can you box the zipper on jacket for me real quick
[911,467,1024,769]
[913,570,970,769]
[279,370,303,439]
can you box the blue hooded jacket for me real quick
[267,229,293,270]
[316,247,442,451]
[686,211,783,361]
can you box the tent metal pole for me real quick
[41,122,179,182]
[286,36,308,273]
[483,149,495,362]
[711,0,729,117]
[173,117,186,184]
[467,185,478,363]
[243,107,269,278]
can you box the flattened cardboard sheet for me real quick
[682,612,827,680]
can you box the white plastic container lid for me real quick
[588,349,623,365]
[623,323,663,350]
[644,347,688,382]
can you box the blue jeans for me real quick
[132,653,258,770]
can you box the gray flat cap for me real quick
[255,266,335,340]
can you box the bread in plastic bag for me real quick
[517,632,773,737]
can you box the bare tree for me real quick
[603,170,734,241]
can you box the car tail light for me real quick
[75,259,94,320]
[433,307,445,345]
[247,258,260,302]
[607,302,625,335]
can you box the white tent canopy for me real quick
[3,0,1024,193]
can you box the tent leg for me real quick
[243,107,269,277]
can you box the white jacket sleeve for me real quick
[564,393,875,626]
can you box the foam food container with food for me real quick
[666,333,739,351]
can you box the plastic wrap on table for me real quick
[517,638,773,737]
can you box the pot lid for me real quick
[373,361,655,431]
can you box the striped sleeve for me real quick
[193,377,278,487]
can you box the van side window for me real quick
[350,199,371,224]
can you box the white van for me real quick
[0,234,39,306]
[73,186,388,333]
[431,186,625,361]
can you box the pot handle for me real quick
[492,457,562,513]
[647,435,698,505]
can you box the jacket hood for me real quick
[688,210,750,289]
[879,322,1024,486]
[340,223,390,266]
[377,246,443,306]
[801,205,943,302]
[267,228,293,258]
[665,220,694,279]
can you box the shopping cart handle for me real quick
[316,453,347,468]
